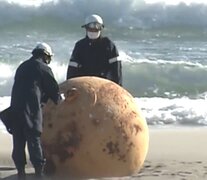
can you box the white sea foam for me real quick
[0,96,10,132]
[49,61,68,83]
[1,96,207,134]
[136,97,207,126]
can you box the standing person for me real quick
[66,14,122,86]
[10,42,61,179]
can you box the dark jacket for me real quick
[67,36,122,86]
[10,57,60,133]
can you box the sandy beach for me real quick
[0,127,207,180]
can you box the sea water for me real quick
[1,0,207,132]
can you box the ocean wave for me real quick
[1,57,207,98]
[125,58,207,96]
[0,0,207,30]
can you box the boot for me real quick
[17,167,26,180]
[34,165,44,179]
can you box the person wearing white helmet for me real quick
[67,14,122,86]
[81,14,104,39]
[32,42,54,64]
[6,42,61,179]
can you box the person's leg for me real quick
[12,128,27,179]
[26,130,45,178]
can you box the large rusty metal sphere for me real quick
[42,76,149,179]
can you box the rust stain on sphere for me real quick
[42,76,149,179]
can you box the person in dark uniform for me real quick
[66,14,122,86]
[10,42,61,179]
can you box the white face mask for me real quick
[87,31,101,39]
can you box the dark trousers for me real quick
[12,126,45,169]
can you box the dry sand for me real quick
[0,127,207,180]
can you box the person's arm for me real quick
[109,58,122,86]
[66,43,82,79]
[107,39,123,86]
[66,59,81,79]
[42,66,61,105]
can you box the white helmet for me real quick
[32,42,54,56]
[82,14,104,29]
